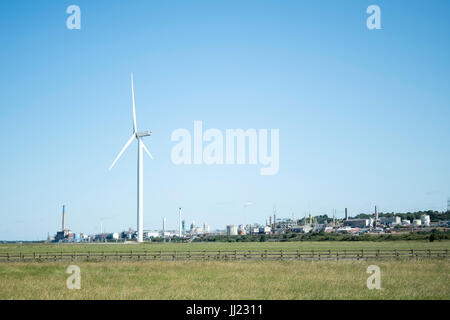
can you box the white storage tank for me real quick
[412,219,422,226]
[401,219,411,226]
[420,215,430,227]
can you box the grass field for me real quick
[0,259,448,299]
[1,241,448,300]
[1,240,449,253]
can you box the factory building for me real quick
[259,226,272,234]
[107,232,120,240]
[226,225,238,236]
[290,225,312,233]
[144,231,160,238]
[380,216,401,226]
[54,205,74,242]
[343,219,370,229]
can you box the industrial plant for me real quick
[49,204,449,243]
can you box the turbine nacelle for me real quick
[136,130,152,138]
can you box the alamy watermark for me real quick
[171,121,279,175]
[66,265,81,290]
[66,5,81,30]
[367,5,381,30]
[366,265,382,290]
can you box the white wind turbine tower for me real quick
[109,73,153,243]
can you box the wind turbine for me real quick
[109,73,153,243]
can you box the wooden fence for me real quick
[0,249,448,262]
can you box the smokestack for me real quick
[62,205,66,232]
[163,217,166,233]
[269,216,272,229]
[375,205,378,221]
[178,208,182,237]
[345,208,348,221]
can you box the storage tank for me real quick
[412,219,422,226]
[401,219,411,226]
[420,215,430,227]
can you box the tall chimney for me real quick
[375,205,378,221]
[163,217,166,234]
[269,216,272,229]
[345,208,348,221]
[178,208,182,237]
[62,205,66,232]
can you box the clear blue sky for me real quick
[0,0,449,240]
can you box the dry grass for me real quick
[0,259,448,300]
[1,240,449,254]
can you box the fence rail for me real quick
[0,249,448,262]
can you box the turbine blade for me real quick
[109,134,135,170]
[131,73,137,133]
[142,142,153,159]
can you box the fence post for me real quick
[235,250,237,260]
[280,249,283,260]
[361,249,364,259]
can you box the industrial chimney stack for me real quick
[62,205,66,232]
[345,208,348,221]
[178,208,182,237]
[375,205,379,221]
